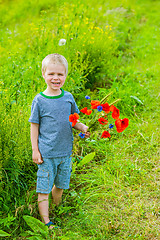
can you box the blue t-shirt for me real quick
[29,89,79,158]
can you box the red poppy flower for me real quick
[101,131,111,138]
[91,100,101,109]
[101,102,110,113]
[69,113,79,127]
[80,107,88,114]
[86,109,92,115]
[98,117,108,125]
[112,106,120,120]
[115,118,129,133]
[80,107,92,115]
[110,105,115,112]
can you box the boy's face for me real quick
[42,63,66,93]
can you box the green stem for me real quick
[100,92,113,104]
[109,98,121,106]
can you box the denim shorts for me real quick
[36,155,72,194]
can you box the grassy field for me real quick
[0,0,159,239]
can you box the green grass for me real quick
[0,0,159,239]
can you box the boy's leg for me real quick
[52,155,72,205]
[38,193,50,224]
[52,185,63,206]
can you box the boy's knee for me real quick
[52,185,63,194]
[56,186,63,191]
[38,193,49,200]
[53,185,63,192]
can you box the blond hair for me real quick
[42,53,68,75]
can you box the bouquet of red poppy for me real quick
[69,93,129,139]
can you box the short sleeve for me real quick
[28,97,40,124]
[71,96,80,114]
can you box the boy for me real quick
[29,53,90,228]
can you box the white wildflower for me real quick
[58,39,66,46]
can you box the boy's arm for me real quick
[30,123,43,164]
[73,122,90,138]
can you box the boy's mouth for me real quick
[51,82,60,85]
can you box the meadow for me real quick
[0,0,159,239]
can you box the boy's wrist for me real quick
[74,122,89,132]
[32,148,39,152]
[81,125,88,133]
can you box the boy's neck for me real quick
[43,88,62,96]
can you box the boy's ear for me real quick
[42,71,45,78]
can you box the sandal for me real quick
[45,221,59,229]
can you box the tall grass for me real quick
[0,0,159,239]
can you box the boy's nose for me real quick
[53,74,59,79]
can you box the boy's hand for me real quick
[32,150,43,164]
[73,122,91,138]
[84,131,91,138]
[82,126,91,138]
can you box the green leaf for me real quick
[23,215,48,233]
[130,96,143,105]
[78,152,95,167]
[27,236,44,240]
[24,230,38,236]
[0,230,11,237]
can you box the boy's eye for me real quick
[48,73,64,76]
